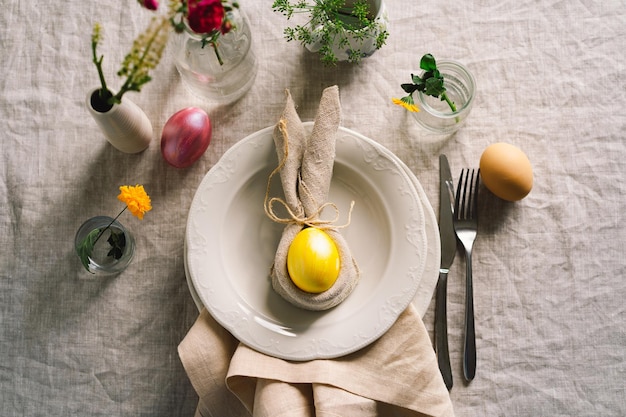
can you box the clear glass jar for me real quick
[75,216,135,275]
[174,8,257,104]
[411,60,476,134]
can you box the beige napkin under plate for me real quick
[178,303,455,417]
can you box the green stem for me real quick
[212,40,224,66]
[92,42,110,100]
[93,207,127,247]
[201,32,224,66]
[442,92,456,113]
[441,92,461,123]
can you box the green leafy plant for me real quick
[272,0,388,65]
[393,53,457,113]
[90,14,171,112]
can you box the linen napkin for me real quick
[268,86,360,311]
[179,304,455,417]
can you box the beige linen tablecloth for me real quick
[1,0,625,416]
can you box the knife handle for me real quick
[435,271,453,390]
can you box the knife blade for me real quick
[435,154,456,390]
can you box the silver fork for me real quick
[453,169,479,381]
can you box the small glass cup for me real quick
[75,216,135,275]
[411,60,476,134]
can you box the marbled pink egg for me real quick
[161,107,212,168]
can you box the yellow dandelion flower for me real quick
[118,185,152,220]
[392,97,420,113]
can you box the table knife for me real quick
[435,154,456,390]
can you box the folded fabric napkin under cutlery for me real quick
[178,86,455,417]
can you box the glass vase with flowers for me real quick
[169,0,257,104]
[75,185,152,275]
[393,53,476,134]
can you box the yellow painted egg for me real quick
[287,228,341,293]
[479,143,533,201]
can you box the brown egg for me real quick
[479,143,533,201]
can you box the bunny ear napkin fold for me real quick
[265,86,360,311]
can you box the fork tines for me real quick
[455,169,480,220]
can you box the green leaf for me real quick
[375,31,389,49]
[410,74,423,86]
[401,83,418,94]
[424,76,446,97]
[107,229,126,260]
[77,228,100,273]
[420,53,437,71]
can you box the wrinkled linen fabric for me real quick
[178,306,454,417]
[1,0,625,416]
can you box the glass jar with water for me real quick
[174,7,257,104]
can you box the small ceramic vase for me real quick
[86,88,153,153]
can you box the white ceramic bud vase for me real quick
[86,88,153,153]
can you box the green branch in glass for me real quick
[393,54,457,113]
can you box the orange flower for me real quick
[118,185,152,220]
[392,97,420,113]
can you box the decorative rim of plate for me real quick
[185,123,429,361]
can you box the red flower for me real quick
[187,0,225,34]
[138,0,159,10]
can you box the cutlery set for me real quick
[435,155,480,389]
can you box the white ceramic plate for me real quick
[185,123,439,361]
